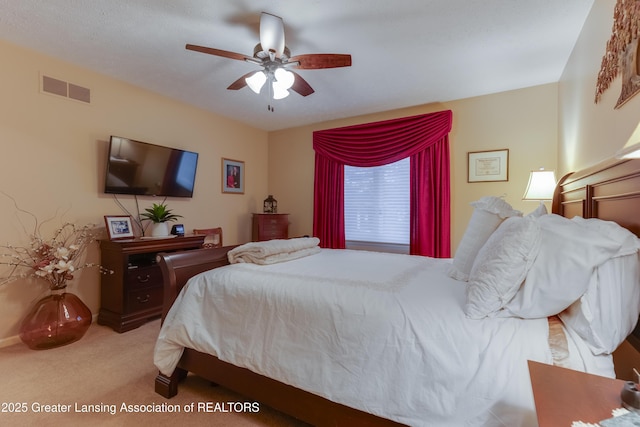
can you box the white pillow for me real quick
[571,217,640,257]
[464,216,541,319]
[449,196,522,281]
[526,203,548,218]
[503,214,627,319]
[559,253,640,355]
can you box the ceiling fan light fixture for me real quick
[274,68,295,90]
[245,71,267,94]
[272,82,290,99]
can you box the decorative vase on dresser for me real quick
[252,213,289,241]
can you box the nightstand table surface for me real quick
[528,360,627,426]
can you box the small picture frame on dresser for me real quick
[104,215,135,240]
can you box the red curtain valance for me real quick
[313,111,453,166]
[312,110,453,257]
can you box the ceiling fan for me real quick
[186,12,352,109]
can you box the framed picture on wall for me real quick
[104,215,135,239]
[467,149,509,183]
[222,158,245,194]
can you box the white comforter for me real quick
[227,236,322,264]
[154,249,610,427]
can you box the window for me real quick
[344,157,410,253]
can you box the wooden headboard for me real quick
[552,157,640,372]
[552,158,640,237]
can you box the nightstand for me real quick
[528,360,627,426]
[252,213,289,241]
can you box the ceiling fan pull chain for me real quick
[267,76,274,112]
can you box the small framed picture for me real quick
[222,158,245,194]
[104,215,135,239]
[468,149,509,183]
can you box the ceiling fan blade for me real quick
[290,71,315,97]
[227,71,258,90]
[289,54,352,70]
[186,44,253,62]
[259,12,285,57]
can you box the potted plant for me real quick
[140,203,182,237]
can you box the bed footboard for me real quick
[156,245,236,322]
[154,367,187,398]
[154,245,236,398]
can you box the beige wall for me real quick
[269,84,558,254]
[559,0,640,173]
[0,40,268,344]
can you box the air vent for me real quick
[68,83,90,103]
[41,74,91,104]
[42,75,67,97]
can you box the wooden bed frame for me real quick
[154,157,640,426]
[552,157,640,352]
[153,244,405,426]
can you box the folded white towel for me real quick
[227,237,321,265]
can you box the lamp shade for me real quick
[523,170,556,201]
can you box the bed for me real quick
[153,157,640,426]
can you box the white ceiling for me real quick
[0,0,595,131]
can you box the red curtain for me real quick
[312,110,452,257]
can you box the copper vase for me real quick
[19,289,92,350]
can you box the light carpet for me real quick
[0,319,308,426]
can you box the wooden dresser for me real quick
[98,235,205,332]
[252,213,289,241]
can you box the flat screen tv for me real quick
[104,136,198,197]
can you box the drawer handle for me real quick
[136,274,151,283]
[137,294,151,304]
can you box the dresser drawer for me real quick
[126,286,163,313]
[253,214,289,241]
[125,265,162,290]
[261,217,287,231]
[262,226,286,239]
[260,215,285,226]
[98,235,206,333]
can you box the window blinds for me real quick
[344,157,410,245]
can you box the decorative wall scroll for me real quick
[595,0,640,108]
